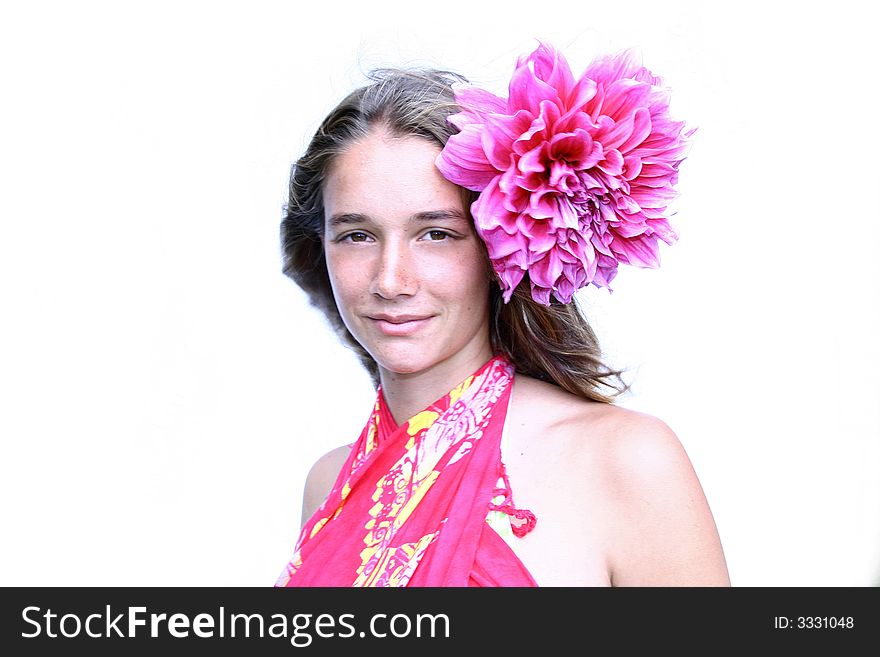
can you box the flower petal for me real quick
[452,84,507,116]
[484,110,534,170]
[435,125,498,191]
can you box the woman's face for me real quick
[322,128,492,383]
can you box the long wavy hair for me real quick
[281,68,627,403]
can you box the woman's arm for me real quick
[603,413,730,586]
[300,445,351,528]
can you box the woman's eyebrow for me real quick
[411,209,467,223]
[328,209,467,228]
[327,212,371,228]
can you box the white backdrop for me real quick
[1,0,877,586]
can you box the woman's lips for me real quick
[367,315,433,336]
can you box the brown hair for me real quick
[281,68,627,402]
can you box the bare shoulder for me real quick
[509,375,730,586]
[509,375,686,484]
[585,402,695,494]
[301,444,352,527]
[587,405,730,586]
[513,375,697,487]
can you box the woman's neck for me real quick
[378,342,495,425]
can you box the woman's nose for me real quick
[370,240,417,299]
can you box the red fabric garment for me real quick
[276,355,537,587]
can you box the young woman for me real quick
[276,44,730,586]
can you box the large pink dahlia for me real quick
[436,42,693,305]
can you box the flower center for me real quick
[572,187,610,222]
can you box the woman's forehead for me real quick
[323,130,465,222]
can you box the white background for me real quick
[1,0,877,586]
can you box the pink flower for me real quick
[436,42,693,305]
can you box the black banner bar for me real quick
[2,587,877,654]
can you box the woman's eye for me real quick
[424,230,450,241]
[343,232,370,243]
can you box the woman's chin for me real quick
[375,359,431,378]
[370,348,441,379]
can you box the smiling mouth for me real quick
[367,315,433,336]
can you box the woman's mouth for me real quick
[367,314,433,336]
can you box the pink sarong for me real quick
[276,355,537,587]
